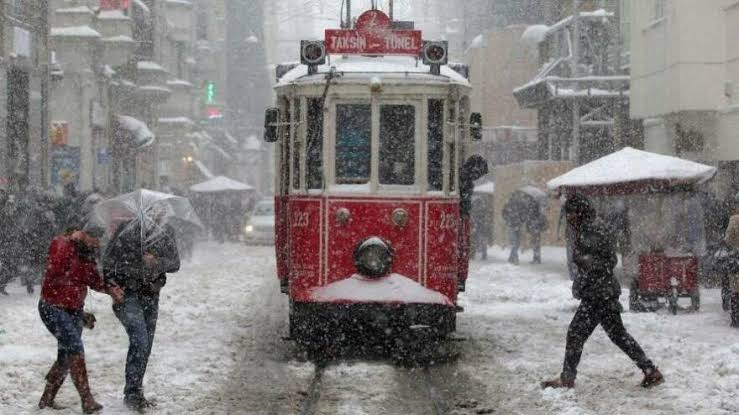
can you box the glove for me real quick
[82,312,96,330]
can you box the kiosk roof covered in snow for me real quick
[547,147,717,195]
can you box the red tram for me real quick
[263,10,483,342]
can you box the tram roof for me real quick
[276,55,471,88]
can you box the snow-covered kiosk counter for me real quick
[548,147,717,312]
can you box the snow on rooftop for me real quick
[310,274,453,305]
[190,176,253,193]
[277,55,470,87]
[158,116,195,125]
[465,33,486,54]
[133,0,151,15]
[137,61,167,72]
[547,147,717,191]
[51,26,101,38]
[117,115,155,147]
[97,9,130,20]
[138,85,172,94]
[521,25,549,47]
[165,0,193,6]
[56,6,93,14]
[102,35,135,43]
[167,79,193,87]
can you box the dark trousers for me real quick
[113,292,159,398]
[507,226,521,263]
[562,299,654,380]
[531,232,541,263]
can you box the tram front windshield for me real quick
[334,103,417,187]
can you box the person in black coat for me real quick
[542,194,664,389]
[502,194,527,264]
[527,208,548,264]
[103,207,180,410]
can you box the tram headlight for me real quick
[353,237,393,278]
[245,225,254,233]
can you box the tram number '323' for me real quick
[292,211,310,228]
[439,213,458,230]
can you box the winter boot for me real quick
[124,394,157,413]
[38,360,69,410]
[541,376,575,389]
[68,355,103,414]
[640,367,664,388]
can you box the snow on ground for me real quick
[1,242,738,414]
[461,246,739,415]
[0,242,279,414]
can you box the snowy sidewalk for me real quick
[0,242,278,414]
[1,243,738,414]
[460,245,739,415]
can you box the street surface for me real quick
[1,242,738,414]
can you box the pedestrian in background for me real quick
[38,226,123,413]
[527,208,548,264]
[502,193,526,265]
[542,194,663,389]
[471,195,491,260]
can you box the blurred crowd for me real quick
[0,185,102,295]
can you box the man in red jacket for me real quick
[38,228,123,413]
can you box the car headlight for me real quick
[353,237,393,278]
[245,225,254,233]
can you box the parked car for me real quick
[244,199,275,245]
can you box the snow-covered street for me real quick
[1,242,738,414]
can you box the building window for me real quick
[675,123,704,154]
[196,9,208,41]
[653,0,666,20]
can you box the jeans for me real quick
[562,299,654,380]
[38,301,84,362]
[113,292,159,398]
[531,232,541,263]
[507,227,521,263]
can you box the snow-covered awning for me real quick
[547,147,717,195]
[190,176,254,193]
[51,26,102,38]
[116,115,155,148]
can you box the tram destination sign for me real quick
[325,9,422,56]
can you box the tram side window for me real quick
[307,98,324,190]
[379,105,415,185]
[448,104,457,192]
[336,104,371,184]
[292,99,301,190]
[427,99,444,191]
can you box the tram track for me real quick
[297,360,460,415]
[298,361,327,415]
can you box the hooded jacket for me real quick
[571,215,621,301]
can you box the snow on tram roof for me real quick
[276,55,470,87]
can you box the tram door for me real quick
[275,97,292,283]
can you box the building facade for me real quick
[465,25,539,167]
[630,0,739,197]
[1,0,50,191]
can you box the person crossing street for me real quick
[542,194,664,389]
